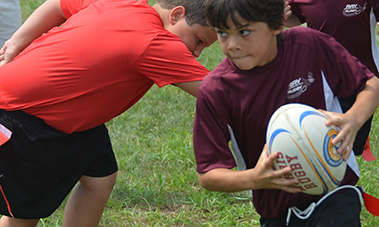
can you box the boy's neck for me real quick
[152,4,170,29]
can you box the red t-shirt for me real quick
[0,0,208,133]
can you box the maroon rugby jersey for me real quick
[193,27,374,219]
[289,0,379,76]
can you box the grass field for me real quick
[14,0,379,226]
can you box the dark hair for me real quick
[157,0,209,26]
[206,0,284,30]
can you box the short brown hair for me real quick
[157,0,209,26]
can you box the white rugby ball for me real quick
[266,103,346,195]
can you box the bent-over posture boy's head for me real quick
[155,0,217,57]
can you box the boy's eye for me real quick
[217,31,227,37]
[240,30,250,36]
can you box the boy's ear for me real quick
[169,6,186,25]
[273,17,286,35]
[273,26,284,35]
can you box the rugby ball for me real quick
[266,103,346,195]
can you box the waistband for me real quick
[0,109,47,125]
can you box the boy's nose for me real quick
[192,47,203,57]
[227,36,240,50]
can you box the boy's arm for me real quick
[321,76,379,159]
[0,0,66,66]
[285,14,302,27]
[198,145,301,193]
[174,80,202,97]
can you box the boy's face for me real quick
[167,19,217,57]
[216,14,282,70]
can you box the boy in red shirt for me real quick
[0,0,217,226]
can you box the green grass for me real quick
[20,0,45,22]
[13,1,379,226]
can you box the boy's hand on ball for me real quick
[319,109,358,160]
[253,145,301,193]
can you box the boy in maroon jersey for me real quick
[286,0,379,158]
[193,0,379,226]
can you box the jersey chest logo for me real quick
[342,3,367,17]
[287,72,315,99]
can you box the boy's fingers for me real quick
[337,139,353,160]
[263,145,301,191]
[342,147,352,161]
[318,109,339,126]
[324,116,341,127]
[275,166,292,176]
[266,151,277,163]
[272,174,301,193]
[262,145,277,165]
[331,129,345,145]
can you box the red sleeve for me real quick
[60,0,99,18]
[137,33,210,87]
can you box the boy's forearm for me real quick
[285,14,302,28]
[174,80,202,97]
[9,0,66,53]
[347,76,379,126]
[198,168,255,192]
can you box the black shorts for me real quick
[0,110,118,219]
[260,188,362,227]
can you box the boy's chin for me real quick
[233,62,255,71]
[230,57,257,70]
